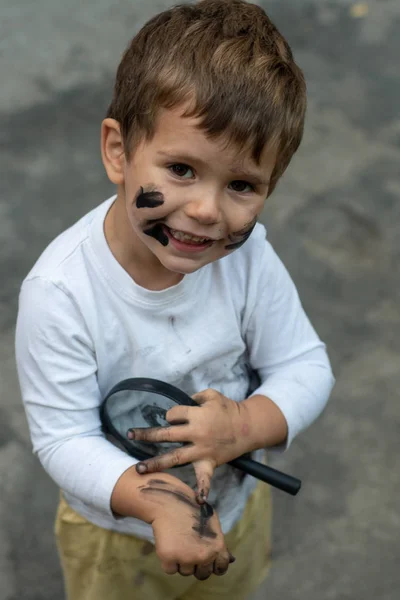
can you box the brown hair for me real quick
[107,0,306,195]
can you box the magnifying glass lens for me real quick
[103,389,184,458]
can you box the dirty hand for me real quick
[142,477,236,579]
[128,388,252,502]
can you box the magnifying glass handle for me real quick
[229,456,301,496]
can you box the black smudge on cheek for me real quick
[225,218,257,251]
[135,186,165,209]
[143,223,169,246]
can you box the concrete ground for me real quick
[1,0,399,598]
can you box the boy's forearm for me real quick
[240,394,288,452]
[111,465,151,521]
[110,466,195,522]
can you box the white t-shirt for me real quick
[15,196,334,541]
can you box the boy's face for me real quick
[104,106,276,284]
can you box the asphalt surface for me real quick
[1,1,399,599]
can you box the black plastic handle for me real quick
[230,455,301,496]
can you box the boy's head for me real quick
[106,0,306,196]
[102,0,306,284]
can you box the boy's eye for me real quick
[169,164,194,178]
[168,165,254,193]
[230,180,254,193]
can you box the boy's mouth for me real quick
[163,225,215,251]
[167,226,214,245]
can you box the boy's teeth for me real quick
[169,229,210,244]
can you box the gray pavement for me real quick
[1,1,399,599]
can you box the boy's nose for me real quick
[183,193,222,225]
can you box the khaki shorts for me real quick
[55,483,271,600]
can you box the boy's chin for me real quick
[159,256,209,276]
[164,263,203,276]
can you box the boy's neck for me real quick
[103,194,184,291]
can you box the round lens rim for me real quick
[100,378,197,462]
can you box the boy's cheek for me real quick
[135,187,165,209]
[125,187,167,226]
[128,185,185,221]
[224,217,257,252]
[227,206,259,236]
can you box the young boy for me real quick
[15,1,335,599]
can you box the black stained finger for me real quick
[166,405,190,424]
[162,561,179,576]
[177,564,195,577]
[136,462,149,474]
[194,562,214,581]
[196,489,207,504]
[196,483,211,505]
[136,448,192,473]
[127,426,173,442]
[213,552,231,576]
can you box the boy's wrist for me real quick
[240,394,288,451]
[111,465,151,522]
[110,466,195,523]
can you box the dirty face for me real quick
[118,106,276,281]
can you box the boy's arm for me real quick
[183,238,334,458]
[16,278,233,579]
[241,238,335,450]
[111,467,235,578]
[15,277,138,519]
[128,239,334,497]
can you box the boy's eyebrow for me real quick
[157,151,269,185]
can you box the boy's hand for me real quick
[143,477,236,579]
[128,389,252,502]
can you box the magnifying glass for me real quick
[100,378,301,496]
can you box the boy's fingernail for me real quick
[127,430,135,439]
[136,463,147,474]
[197,489,207,503]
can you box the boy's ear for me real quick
[101,118,126,185]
